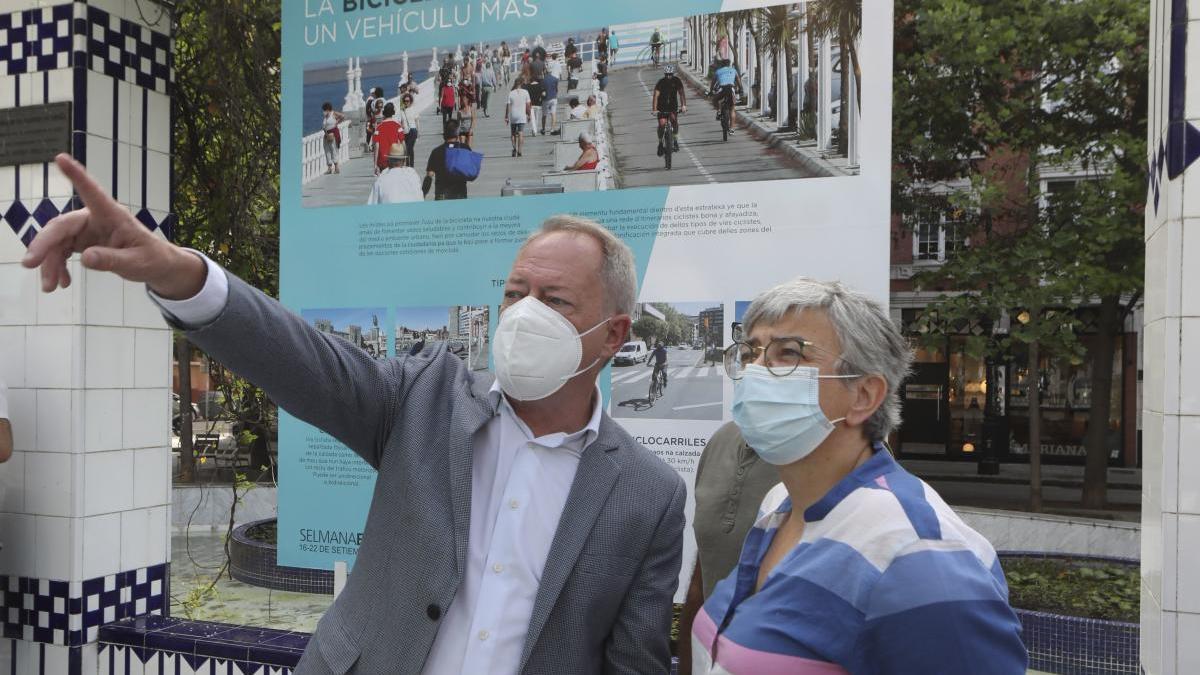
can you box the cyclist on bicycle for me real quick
[710,58,741,135]
[648,341,668,387]
[649,29,663,65]
[652,64,686,157]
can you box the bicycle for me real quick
[656,112,678,170]
[648,365,667,401]
[716,88,734,142]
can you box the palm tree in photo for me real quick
[811,0,862,154]
[754,3,800,126]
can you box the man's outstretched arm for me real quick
[23,154,401,468]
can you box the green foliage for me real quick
[632,304,699,347]
[1004,557,1139,622]
[172,0,283,475]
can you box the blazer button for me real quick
[427,604,441,621]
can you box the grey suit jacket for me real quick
[180,272,687,674]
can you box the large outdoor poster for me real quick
[281,0,894,600]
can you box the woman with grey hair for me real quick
[564,130,599,171]
[691,277,1027,674]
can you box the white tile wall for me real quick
[34,515,73,580]
[0,450,25,513]
[0,512,36,577]
[1178,514,1200,614]
[35,389,72,453]
[85,70,114,143]
[0,219,25,264]
[24,450,73,519]
[146,90,170,154]
[119,505,166,572]
[116,81,132,146]
[145,151,169,213]
[0,263,37,326]
[83,389,123,452]
[1164,513,1179,612]
[24,325,76,389]
[83,135,114,198]
[81,513,121,580]
[123,281,166,329]
[16,165,43,205]
[122,388,168,449]
[1180,318,1200,414]
[6,388,35,451]
[1179,612,1200,674]
[83,268,126,327]
[0,326,26,387]
[84,327,134,390]
[82,450,133,516]
[131,447,168,509]
[1181,418,1200,515]
[133,330,169,389]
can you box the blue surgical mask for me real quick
[731,364,856,465]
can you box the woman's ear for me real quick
[845,374,887,427]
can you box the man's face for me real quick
[502,232,628,371]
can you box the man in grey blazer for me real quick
[24,155,686,674]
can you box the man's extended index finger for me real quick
[54,153,114,212]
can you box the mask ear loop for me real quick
[559,317,614,382]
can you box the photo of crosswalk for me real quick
[611,347,724,421]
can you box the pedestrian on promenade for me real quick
[439,73,458,129]
[320,102,345,175]
[595,28,609,60]
[399,92,420,168]
[564,131,600,171]
[499,41,512,84]
[530,49,546,81]
[595,53,610,93]
[27,157,686,675]
[364,86,384,152]
[690,277,1028,674]
[423,119,471,200]
[506,77,532,157]
[524,77,546,137]
[458,64,478,146]
[0,377,12,464]
[568,96,587,120]
[372,102,405,175]
[479,61,497,117]
[548,52,563,80]
[609,31,620,62]
[585,95,602,120]
[542,71,559,136]
[367,146,424,204]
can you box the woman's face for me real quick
[745,308,854,425]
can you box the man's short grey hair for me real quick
[742,277,914,442]
[520,215,637,316]
[578,130,593,145]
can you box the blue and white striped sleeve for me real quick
[853,542,1028,674]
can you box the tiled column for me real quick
[0,1,175,673]
[1143,2,1200,674]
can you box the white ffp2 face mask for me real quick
[493,296,610,401]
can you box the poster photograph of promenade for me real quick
[300,1,863,208]
[301,307,390,360]
[394,305,491,371]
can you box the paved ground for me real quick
[611,347,723,421]
[605,64,818,188]
[302,80,595,206]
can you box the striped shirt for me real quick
[691,444,1027,674]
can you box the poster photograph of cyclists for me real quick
[612,302,725,421]
[300,0,863,207]
[394,305,491,371]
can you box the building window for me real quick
[912,206,969,262]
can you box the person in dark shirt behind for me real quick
[423,119,471,201]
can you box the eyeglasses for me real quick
[722,337,839,380]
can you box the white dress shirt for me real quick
[366,167,424,204]
[148,254,603,674]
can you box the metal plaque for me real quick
[0,102,72,168]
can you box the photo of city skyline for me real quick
[395,305,490,371]
[301,307,389,360]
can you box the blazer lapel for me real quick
[448,370,497,573]
[519,422,622,670]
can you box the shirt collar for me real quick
[487,380,603,449]
[768,442,897,523]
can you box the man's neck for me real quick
[507,378,597,438]
[776,431,873,518]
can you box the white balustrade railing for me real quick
[302,120,352,185]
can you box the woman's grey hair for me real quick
[742,277,914,442]
[521,215,637,316]
[578,130,593,145]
